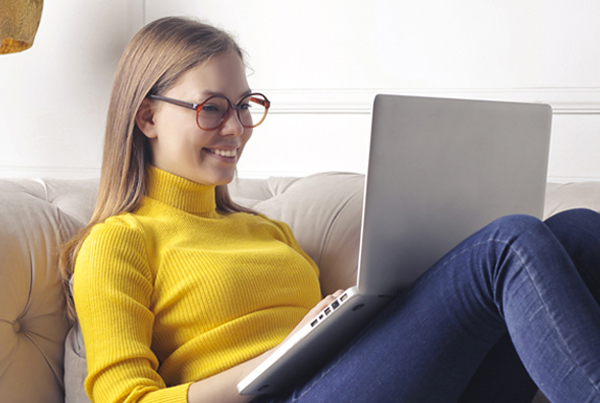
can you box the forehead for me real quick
[167,51,250,100]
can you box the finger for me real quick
[314,291,343,311]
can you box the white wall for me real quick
[1,0,600,181]
[0,0,143,179]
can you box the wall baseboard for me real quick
[0,166,101,180]
[1,166,599,183]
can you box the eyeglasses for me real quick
[148,92,270,131]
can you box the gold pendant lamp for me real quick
[0,0,43,54]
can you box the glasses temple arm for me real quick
[148,95,199,110]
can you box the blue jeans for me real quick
[255,209,600,403]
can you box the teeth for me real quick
[212,149,237,157]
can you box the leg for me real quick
[457,333,537,403]
[456,214,600,403]
[545,208,600,304]
[460,209,600,403]
[257,215,600,403]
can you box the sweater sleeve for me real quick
[72,218,191,403]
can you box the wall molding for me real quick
[3,88,599,181]
[263,88,600,115]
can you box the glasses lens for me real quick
[197,96,230,130]
[197,94,269,130]
[238,94,269,128]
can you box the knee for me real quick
[545,208,600,241]
[491,214,544,233]
[484,214,548,242]
[545,208,600,228]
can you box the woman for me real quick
[61,16,600,403]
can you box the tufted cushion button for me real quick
[12,320,21,333]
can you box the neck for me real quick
[145,166,217,215]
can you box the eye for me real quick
[238,102,252,110]
[201,103,221,113]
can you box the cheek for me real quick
[238,129,253,156]
[151,128,201,163]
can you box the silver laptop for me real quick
[237,94,552,395]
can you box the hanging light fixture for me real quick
[0,0,43,54]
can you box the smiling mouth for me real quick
[206,148,237,158]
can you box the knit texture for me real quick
[73,166,321,403]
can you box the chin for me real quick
[201,173,235,187]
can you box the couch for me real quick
[2,172,600,403]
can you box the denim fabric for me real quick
[255,209,600,403]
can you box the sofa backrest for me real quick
[2,173,600,403]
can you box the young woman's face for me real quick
[137,50,253,186]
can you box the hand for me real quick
[188,289,344,403]
[283,289,344,343]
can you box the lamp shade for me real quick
[0,0,43,54]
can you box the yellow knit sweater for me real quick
[73,167,321,403]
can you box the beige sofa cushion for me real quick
[544,182,600,218]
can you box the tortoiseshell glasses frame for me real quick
[148,92,270,131]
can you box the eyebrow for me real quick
[199,89,253,102]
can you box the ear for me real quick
[135,98,158,139]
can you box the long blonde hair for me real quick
[60,17,255,320]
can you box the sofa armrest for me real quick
[0,178,96,403]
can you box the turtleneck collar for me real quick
[145,165,217,215]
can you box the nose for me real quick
[219,109,245,137]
